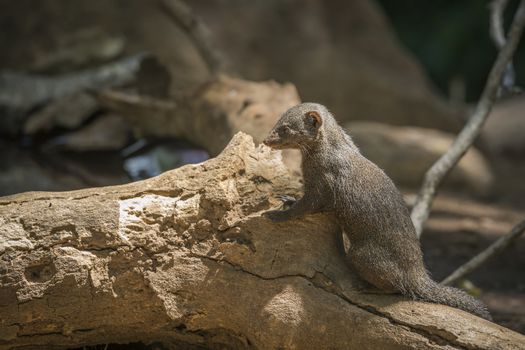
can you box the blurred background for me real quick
[0,0,524,334]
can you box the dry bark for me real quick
[1,133,524,350]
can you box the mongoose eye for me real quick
[278,125,291,134]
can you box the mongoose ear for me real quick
[306,111,322,128]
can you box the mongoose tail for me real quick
[407,277,492,320]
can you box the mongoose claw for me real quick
[263,210,290,222]
[275,195,297,206]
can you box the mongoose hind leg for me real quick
[350,269,398,295]
[349,245,405,294]
[343,248,397,294]
[351,277,386,294]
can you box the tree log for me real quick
[98,74,301,157]
[0,133,523,350]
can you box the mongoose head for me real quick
[263,102,328,149]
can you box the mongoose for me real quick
[263,102,491,320]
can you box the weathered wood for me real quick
[1,133,523,349]
[98,74,301,156]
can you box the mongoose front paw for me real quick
[263,210,290,222]
[276,194,297,207]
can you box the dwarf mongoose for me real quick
[263,102,491,320]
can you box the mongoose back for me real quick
[263,102,491,320]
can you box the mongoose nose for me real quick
[263,132,280,148]
[262,135,274,146]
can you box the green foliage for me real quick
[378,0,525,101]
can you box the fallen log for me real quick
[98,74,301,156]
[0,133,523,349]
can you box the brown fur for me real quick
[263,102,491,320]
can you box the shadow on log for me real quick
[0,133,523,349]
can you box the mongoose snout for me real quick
[263,102,492,320]
[263,130,293,150]
[262,132,280,148]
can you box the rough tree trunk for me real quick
[0,133,523,350]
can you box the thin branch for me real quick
[490,0,509,48]
[490,0,516,94]
[96,89,178,122]
[158,0,224,75]
[442,219,525,286]
[410,0,525,237]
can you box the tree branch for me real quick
[410,0,525,237]
[490,0,516,94]
[442,219,525,286]
[158,0,224,75]
[490,0,509,48]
